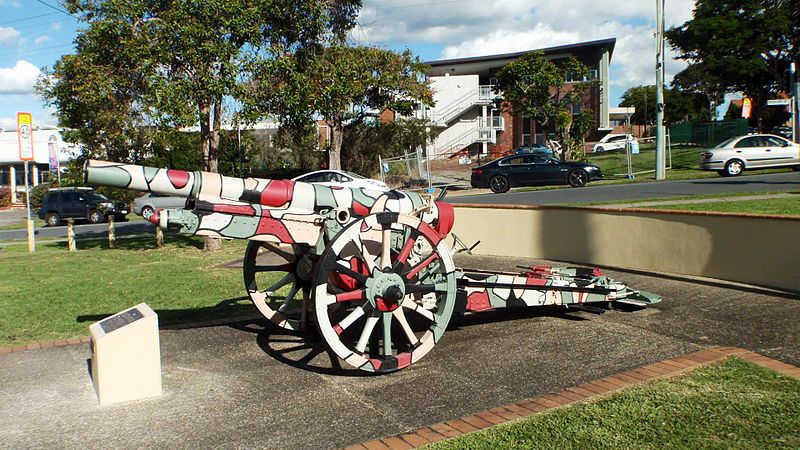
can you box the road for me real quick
[448,171,800,205]
[0,219,154,242]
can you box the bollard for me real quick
[155,226,163,248]
[108,215,115,249]
[67,218,77,251]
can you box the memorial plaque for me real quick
[100,308,143,334]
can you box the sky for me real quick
[0,0,697,131]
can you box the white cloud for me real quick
[357,0,697,102]
[0,60,42,95]
[0,0,21,7]
[35,35,52,46]
[51,22,62,32]
[0,26,21,47]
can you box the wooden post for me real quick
[155,226,163,248]
[67,218,76,251]
[108,215,115,249]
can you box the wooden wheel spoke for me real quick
[254,263,294,273]
[393,307,419,346]
[336,306,365,333]
[382,312,393,357]
[334,289,366,303]
[278,284,301,313]
[405,281,447,295]
[404,252,439,280]
[356,315,380,353]
[380,228,393,270]
[264,272,295,295]
[333,263,369,285]
[356,238,378,274]
[259,242,298,261]
[393,230,419,272]
[401,297,435,322]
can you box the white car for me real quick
[593,134,636,153]
[700,134,800,177]
[292,170,390,191]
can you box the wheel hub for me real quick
[367,271,406,312]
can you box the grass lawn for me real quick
[0,236,276,346]
[426,357,800,449]
[650,197,800,216]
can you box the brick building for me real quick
[420,38,616,159]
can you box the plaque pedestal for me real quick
[89,303,162,405]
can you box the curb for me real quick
[345,347,800,450]
[0,313,265,356]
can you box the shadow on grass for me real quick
[54,234,204,251]
[75,295,252,325]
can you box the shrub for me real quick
[0,187,10,208]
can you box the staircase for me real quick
[428,85,497,125]
[433,116,504,158]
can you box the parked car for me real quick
[511,144,555,157]
[700,134,800,177]
[133,193,187,217]
[592,134,636,153]
[37,187,129,227]
[471,154,603,193]
[292,170,390,191]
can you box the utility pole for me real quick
[792,62,799,143]
[655,0,667,180]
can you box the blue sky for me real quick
[0,0,697,130]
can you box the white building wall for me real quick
[428,74,480,118]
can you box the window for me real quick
[734,137,761,148]
[499,157,526,166]
[528,155,550,164]
[764,136,788,147]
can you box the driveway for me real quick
[1,254,798,449]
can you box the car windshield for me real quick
[344,171,364,179]
[714,137,738,148]
[86,193,108,202]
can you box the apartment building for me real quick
[421,38,615,159]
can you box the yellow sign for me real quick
[741,98,752,119]
[17,112,34,161]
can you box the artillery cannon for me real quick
[85,160,661,373]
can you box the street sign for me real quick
[767,99,791,106]
[17,112,34,161]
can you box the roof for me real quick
[425,38,616,68]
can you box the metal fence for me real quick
[669,119,748,147]
[378,149,431,192]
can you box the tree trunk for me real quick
[199,99,223,252]
[328,124,343,170]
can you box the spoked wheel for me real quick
[243,240,313,331]
[313,212,456,373]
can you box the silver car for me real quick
[700,134,800,176]
[132,193,187,217]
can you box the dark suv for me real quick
[37,187,129,227]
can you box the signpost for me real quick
[17,112,35,253]
[741,98,753,119]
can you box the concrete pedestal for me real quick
[89,303,162,405]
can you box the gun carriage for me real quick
[86,160,660,373]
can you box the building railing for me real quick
[428,85,497,125]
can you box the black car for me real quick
[510,144,555,157]
[470,154,603,193]
[37,187,129,227]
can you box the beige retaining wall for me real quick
[451,204,800,293]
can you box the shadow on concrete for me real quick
[75,296,252,325]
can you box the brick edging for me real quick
[0,313,264,356]
[346,347,800,450]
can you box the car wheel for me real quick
[489,175,510,193]
[45,212,61,227]
[141,206,154,219]
[595,146,604,153]
[724,159,744,177]
[88,209,104,224]
[792,165,800,172]
[568,169,588,188]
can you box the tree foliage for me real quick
[341,118,440,177]
[246,45,433,170]
[667,0,798,129]
[493,51,597,159]
[620,85,710,129]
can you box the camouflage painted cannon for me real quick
[85,160,660,373]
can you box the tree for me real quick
[247,45,433,170]
[341,118,440,177]
[620,85,709,129]
[39,0,360,250]
[667,0,798,130]
[493,51,597,159]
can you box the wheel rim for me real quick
[243,240,311,331]
[142,207,154,218]
[313,212,456,373]
[491,176,508,192]
[47,215,58,226]
[570,171,587,186]
[728,161,742,175]
[90,211,102,222]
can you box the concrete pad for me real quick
[1,253,798,448]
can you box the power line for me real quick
[7,17,76,32]
[0,43,75,59]
[0,12,59,27]
[33,0,77,19]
